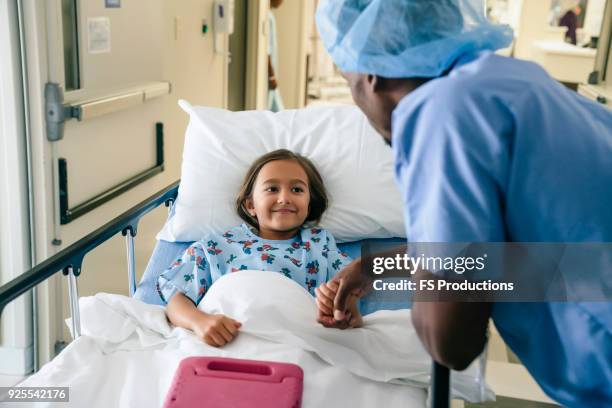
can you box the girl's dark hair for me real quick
[236,149,328,229]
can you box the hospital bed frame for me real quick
[0,181,451,408]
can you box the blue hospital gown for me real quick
[157,224,351,305]
[392,50,612,407]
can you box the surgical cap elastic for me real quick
[316,0,514,78]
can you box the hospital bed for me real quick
[0,181,451,407]
[0,104,486,407]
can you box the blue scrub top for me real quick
[392,51,612,407]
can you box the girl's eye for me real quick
[265,186,278,192]
[292,187,304,193]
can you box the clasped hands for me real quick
[190,258,371,348]
[315,258,372,329]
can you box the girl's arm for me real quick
[158,242,241,347]
[166,292,208,330]
[167,292,241,347]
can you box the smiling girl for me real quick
[157,149,361,347]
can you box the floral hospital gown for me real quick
[157,224,352,305]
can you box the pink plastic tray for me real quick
[163,357,303,408]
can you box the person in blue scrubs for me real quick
[314,1,612,406]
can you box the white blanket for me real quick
[16,271,493,407]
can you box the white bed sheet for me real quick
[14,271,493,407]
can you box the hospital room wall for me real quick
[273,0,314,109]
[513,0,606,59]
[583,0,607,37]
[0,0,34,375]
[6,0,258,371]
[513,0,554,60]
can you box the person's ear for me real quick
[245,197,256,216]
[366,74,382,93]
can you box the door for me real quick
[40,0,172,365]
[20,0,234,367]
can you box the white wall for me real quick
[273,0,313,109]
[584,0,606,37]
[514,0,555,60]
[0,0,34,375]
[309,0,337,82]
[12,0,237,368]
[246,0,270,109]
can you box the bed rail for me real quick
[431,361,451,407]
[0,180,179,318]
[0,178,450,407]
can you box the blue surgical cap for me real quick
[316,0,514,78]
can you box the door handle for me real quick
[45,81,171,141]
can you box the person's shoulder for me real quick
[443,53,577,117]
[463,54,550,98]
[392,55,527,153]
[395,53,541,123]
[418,53,544,101]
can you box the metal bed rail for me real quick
[431,361,451,407]
[0,180,179,323]
[0,178,450,407]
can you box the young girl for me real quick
[157,149,361,347]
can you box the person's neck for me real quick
[256,227,299,241]
[387,77,431,107]
[377,78,431,142]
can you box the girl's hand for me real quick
[315,280,338,316]
[316,281,362,329]
[191,313,242,347]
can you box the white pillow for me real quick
[156,100,405,243]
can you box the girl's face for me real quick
[246,159,310,240]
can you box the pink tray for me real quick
[163,357,303,408]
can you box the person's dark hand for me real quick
[316,280,362,329]
[317,258,372,326]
